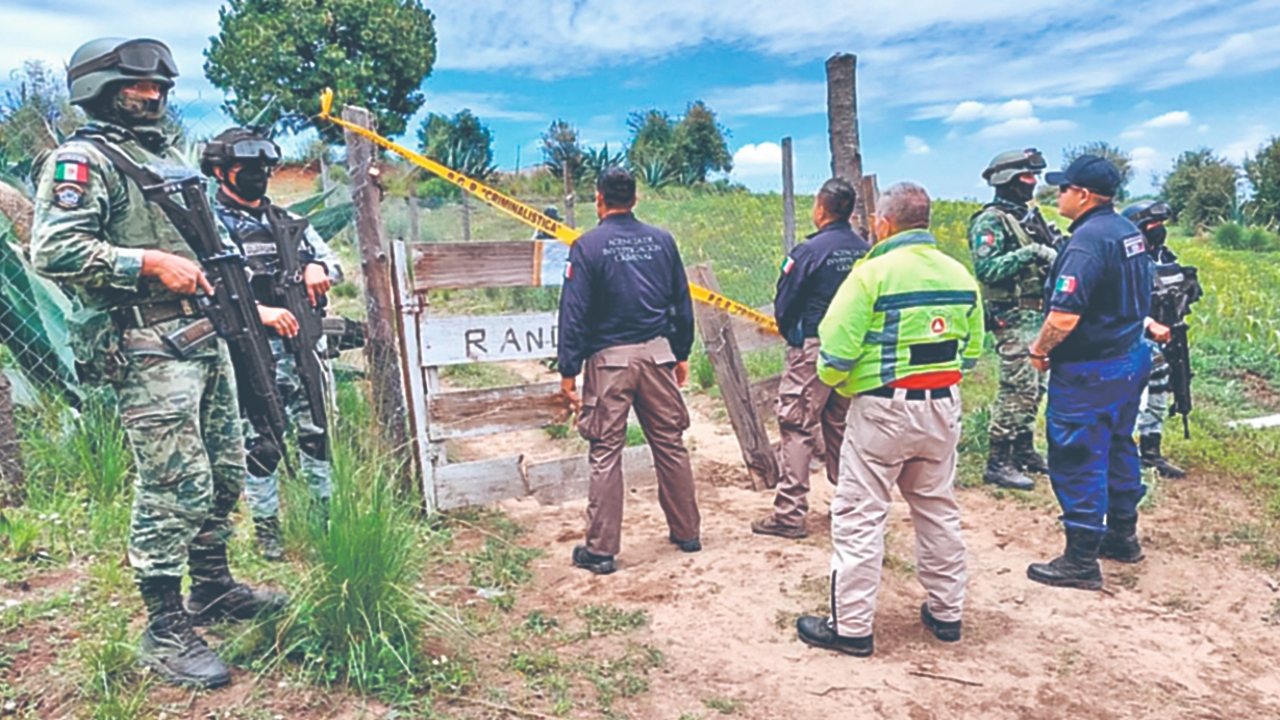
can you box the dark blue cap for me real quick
[1045,154,1122,197]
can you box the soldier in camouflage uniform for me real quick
[201,128,344,560]
[30,38,287,689]
[969,149,1059,490]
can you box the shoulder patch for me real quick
[52,183,85,209]
[1123,234,1146,258]
[781,256,796,274]
[54,156,91,184]
[564,261,573,280]
[1055,275,1077,294]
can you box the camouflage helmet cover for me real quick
[67,38,178,106]
[1121,200,1172,227]
[982,148,1047,187]
[200,127,281,177]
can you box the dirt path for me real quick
[499,396,1280,719]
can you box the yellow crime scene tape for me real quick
[317,89,779,335]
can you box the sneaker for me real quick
[571,545,616,575]
[751,516,807,539]
[138,610,232,689]
[796,615,873,657]
[668,533,702,553]
[920,603,962,642]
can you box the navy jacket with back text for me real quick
[774,220,870,347]
[557,212,695,377]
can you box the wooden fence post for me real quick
[688,263,780,490]
[782,137,797,253]
[826,53,868,235]
[861,174,880,242]
[343,106,408,453]
[0,373,24,506]
[407,182,421,243]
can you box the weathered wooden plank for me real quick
[411,241,539,291]
[689,264,780,490]
[751,374,782,419]
[392,240,436,509]
[527,446,656,506]
[429,382,572,440]
[419,312,559,366]
[435,454,527,510]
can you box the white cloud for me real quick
[904,135,931,155]
[1187,33,1255,72]
[1141,111,1193,129]
[731,142,783,176]
[944,99,1034,124]
[703,81,827,118]
[1223,124,1273,163]
[1198,124,1211,133]
[1121,130,1146,140]
[976,117,1076,139]
[1130,146,1160,173]
[422,91,546,122]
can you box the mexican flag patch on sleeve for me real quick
[1055,275,1077,294]
[781,256,795,274]
[54,156,90,184]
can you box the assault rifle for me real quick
[1022,206,1065,248]
[263,207,328,435]
[82,135,289,462]
[1150,265,1202,439]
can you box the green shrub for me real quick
[1213,221,1246,249]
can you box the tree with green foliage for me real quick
[1161,148,1240,231]
[0,61,82,182]
[674,101,733,184]
[541,120,584,184]
[1244,136,1280,227]
[418,109,496,180]
[205,0,437,141]
[1063,141,1133,201]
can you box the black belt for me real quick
[862,386,953,400]
[111,299,203,330]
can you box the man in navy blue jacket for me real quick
[1026,155,1153,590]
[754,178,869,539]
[558,167,699,575]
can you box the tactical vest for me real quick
[973,203,1047,304]
[216,205,289,305]
[68,127,201,309]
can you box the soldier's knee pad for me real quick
[298,432,328,462]
[246,437,282,477]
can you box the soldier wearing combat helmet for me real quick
[969,148,1059,491]
[30,38,287,690]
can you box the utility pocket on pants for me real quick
[577,397,603,442]
[776,392,807,429]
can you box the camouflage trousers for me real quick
[243,337,332,520]
[117,341,245,582]
[1137,339,1169,437]
[988,309,1046,444]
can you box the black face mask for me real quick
[231,164,271,203]
[1143,223,1167,248]
[996,179,1036,205]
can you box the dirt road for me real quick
[500,395,1280,719]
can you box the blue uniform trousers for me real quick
[1046,343,1151,534]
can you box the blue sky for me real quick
[3,0,1279,199]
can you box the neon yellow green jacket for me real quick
[817,229,984,396]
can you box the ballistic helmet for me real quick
[1121,200,1172,228]
[982,148,1047,187]
[200,127,281,177]
[67,38,177,106]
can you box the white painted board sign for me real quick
[419,312,559,366]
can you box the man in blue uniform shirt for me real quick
[753,178,869,539]
[1026,155,1153,590]
[558,167,700,575]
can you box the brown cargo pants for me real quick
[577,337,700,556]
[771,338,851,527]
[829,387,967,637]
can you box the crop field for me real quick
[4,191,1280,719]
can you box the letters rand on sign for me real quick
[318,89,779,336]
[419,313,560,367]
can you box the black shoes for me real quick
[1140,434,1186,479]
[136,577,230,689]
[186,575,290,626]
[1013,432,1050,475]
[920,603,962,642]
[983,440,1035,491]
[668,533,702,553]
[1099,515,1145,563]
[796,615,873,657]
[572,545,617,575]
[1027,526,1104,590]
[751,516,808,539]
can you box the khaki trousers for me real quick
[772,338,850,526]
[577,337,700,556]
[830,388,967,637]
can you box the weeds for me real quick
[576,605,648,636]
[702,696,747,714]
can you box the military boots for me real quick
[253,516,285,562]
[137,577,231,689]
[186,544,289,626]
[1012,432,1050,475]
[1140,434,1186,478]
[983,440,1035,491]
[1027,525,1104,590]
[1099,514,1144,563]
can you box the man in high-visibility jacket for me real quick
[796,181,983,658]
